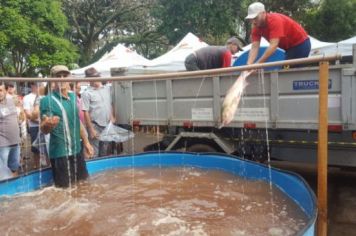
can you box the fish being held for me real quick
[220,71,252,128]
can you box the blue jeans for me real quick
[90,123,110,157]
[286,38,311,60]
[0,144,20,172]
[29,126,40,154]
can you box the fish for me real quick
[220,71,252,128]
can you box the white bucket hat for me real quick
[245,2,265,20]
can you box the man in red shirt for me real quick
[245,2,311,66]
[185,37,243,71]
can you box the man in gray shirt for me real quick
[0,83,21,178]
[184,37,243,71]
[82,67,115,157]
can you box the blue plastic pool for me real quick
[0,152,316,235]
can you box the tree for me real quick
[118,4,170,59]
[304,0,356,41]
[258,0,314,20]
[88,1,170,60]
[63,0,155,65]
[0,0,78,76]
[151,0,245,45]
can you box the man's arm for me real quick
[247,41,261,65]
[24,109,32,121]
[23,95,38,122]
[39,97,59,134]
[81,91,97,139]
[255,38,279,64]
[110,105,116,123]
[24,106,39,122]
[80,121,94,158]
[80,122,89,144]
[84,111,97,139]
[110,87,116,123]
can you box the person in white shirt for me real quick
[0,83,21,178]
[82,67,115,157]
[23,82,40,169]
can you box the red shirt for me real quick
[251,13,308,50]
[221,51,232,67]
[195,46,232,69]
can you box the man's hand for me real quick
[84,142,94,159]
[48,116,60,126]
[41,115,60,134]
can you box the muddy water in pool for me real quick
[0,167,308,235]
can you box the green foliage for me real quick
[304,0,356,41]
[151,0,244,45]
[0,0,78,76]
[55,0,354,65]
[257,0,314,20]
[76,0,169,61]
[241,0,317,43]
[63,0,153,65]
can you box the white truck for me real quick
[113,51,356,167]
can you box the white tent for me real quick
[339,36,356,44]
[309,36,356,57]
[127,32,209,74]
[71,44,150,77]
[309,36,334,50]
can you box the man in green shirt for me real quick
[40,65,93,188]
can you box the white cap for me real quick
[245,2,265,19]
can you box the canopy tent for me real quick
[309,36,356,57]
[127,32,209,74]
[339,36,356,44]
[71,44,150,77]
[309,36,334,51]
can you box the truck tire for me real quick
[187,144,217,153]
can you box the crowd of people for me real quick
[0,65,121,187]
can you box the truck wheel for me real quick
[187,144,217,153]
